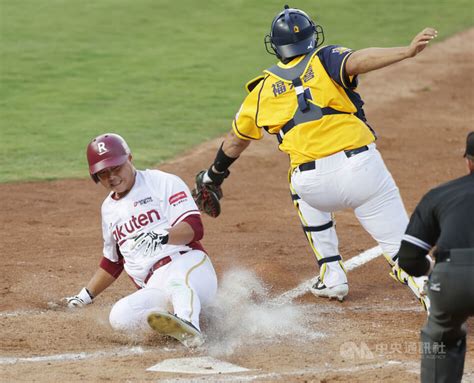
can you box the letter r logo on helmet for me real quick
[86,133,131,183]
[97,142,108,155]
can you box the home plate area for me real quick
[147,356,249,375]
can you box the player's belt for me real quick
[297,145,369,172]
[144,256,172,284]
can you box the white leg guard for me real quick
[289,188,348,289]
[289,175,348,301]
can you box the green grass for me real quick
[1,0,472,182]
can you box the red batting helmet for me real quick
[86,133,131,183]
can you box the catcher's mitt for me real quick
[192,170,223,218]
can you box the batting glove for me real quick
[66,287,94,308]
[133,229,169,257]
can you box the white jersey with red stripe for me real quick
[101,169,200,286]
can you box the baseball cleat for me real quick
[147,311,204,348]
[310,277,349,302]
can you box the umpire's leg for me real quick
[420,257,474,383]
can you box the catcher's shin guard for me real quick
[147,311,204,348]
[384,254,430,312]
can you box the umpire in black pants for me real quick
[396,131,474,383]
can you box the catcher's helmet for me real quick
[86,133,131,183]
[265,5,324,62]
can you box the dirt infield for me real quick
[1,29,473,382]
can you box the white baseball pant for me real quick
[290,143,409,287]
[109,250,217,332]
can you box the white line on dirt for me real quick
[0,347,146,365]
[0,309,45,318]
[274,245,382,303]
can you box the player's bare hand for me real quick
[406,27,437,58]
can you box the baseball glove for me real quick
[192,170,223,218]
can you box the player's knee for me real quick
[109,289,170,332]
[109,297,134,331]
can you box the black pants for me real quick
[421,249,474,383]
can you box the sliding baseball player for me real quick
[66,133,217,348]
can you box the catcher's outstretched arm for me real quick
[207,130,250,184]
[346,27,437,76]
[219,130,251,162]
[192,130,251,218]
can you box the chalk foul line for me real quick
[274,245,382,304]
[0,347,146,365]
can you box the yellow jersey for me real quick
[232,45,376,168]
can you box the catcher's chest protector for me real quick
[264,48,349,144]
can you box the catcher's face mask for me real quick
[264,5,324,61]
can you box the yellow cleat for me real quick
[147,311,204,348]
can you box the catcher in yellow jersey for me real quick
[194,5,437,309]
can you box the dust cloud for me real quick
[202,268,323,355]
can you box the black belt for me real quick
[298,146,369,172]
[345,145,369,158]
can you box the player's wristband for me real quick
[78,287,94,303]
[213,143,238,173]
[207,167,229,186]
[160,232,169,245]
